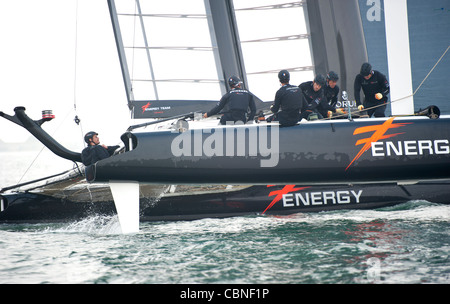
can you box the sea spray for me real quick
[57,215,123,235]
[1,201,449,284]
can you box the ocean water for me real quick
[0,151,449,285]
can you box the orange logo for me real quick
[263,185,311,214]
[142,102,151,113]
[346,117,411,170]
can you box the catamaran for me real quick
[1,0,449,233]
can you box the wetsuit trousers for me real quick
[365,102,386,117]
[220,111,247,125]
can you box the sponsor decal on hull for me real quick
[346,117,411,170]
[347,117,449,170]
[263,185,363,214]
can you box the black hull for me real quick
[0,192,116,223]
[1,181,449,223]
[1,109,449,225]
[4,108,449,185]
[90,116,450,184]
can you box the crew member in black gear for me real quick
[269,70,307,127]
[354,62,390,117]
[203,75,257,125]
[324,71,340,108]
[299,74,338,119]
[323,71,344,118]
[81,131,119,166]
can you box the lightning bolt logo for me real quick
[142,102,151,114]
[346,117,412,171]
[263,185,311,214]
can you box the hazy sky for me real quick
[0,0,314,150]
[0,1,130,149]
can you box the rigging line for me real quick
[413,45,450,96]
[73,0,79,113]
[77,116,85,147]
[2,168,79,193]
[320,46,450,121]
[72,159,83,176]
[72,0,85,145]
[130,0,138,96]
[363,45,450,110]
[16,107,77,186]
[15,22,80,190]
[16,145,46,187]
[383,45,450,103]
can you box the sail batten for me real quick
[233,0,314,100]
[117,13,207,19]
[131,79,221,83]
[247,66,314,75]
[109,0,313,118]
[241,34,310,43]
[110,0,226,116]
[235,1,305,11]
[124,46,214,51]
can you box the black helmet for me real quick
[228,75,242,88]
[84,131,98,144]
[360,62,372,77]
[278,70,290,83]
[327,71,339,81]
[314,74,326,87]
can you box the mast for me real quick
[305,0,368,100]
[204,0,248,92]
[108,0,135,111]
[108,0,374,113]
